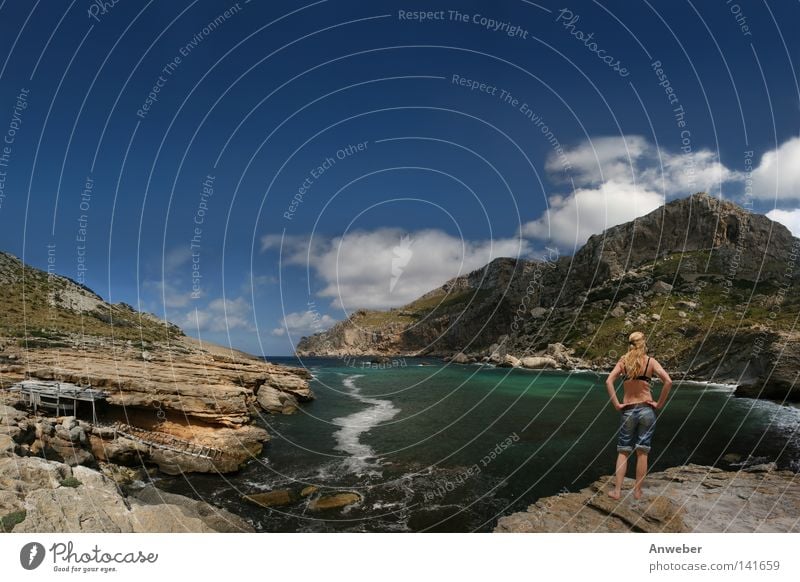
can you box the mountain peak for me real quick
[575,192,796,282]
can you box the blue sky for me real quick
[0,0,798,355]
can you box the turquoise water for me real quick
[162,358,800,532]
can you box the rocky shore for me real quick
[494,463,800,533]
[0,336,316,532]
[445,341,590,371]
[0,454,253,533]
[0,335,313,475]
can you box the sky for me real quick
[0,0,798,355]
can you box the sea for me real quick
[159,357,800,532]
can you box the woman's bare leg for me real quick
[609,452,629,499]
[634,450,648,498]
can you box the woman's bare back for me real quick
[621,355,654,404]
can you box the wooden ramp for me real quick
[102,421,224,460]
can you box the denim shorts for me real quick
[617,403,656,453]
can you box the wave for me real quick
[332,374,400,476]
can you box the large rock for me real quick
[520,356,558,369]
[651,281,673,294]
[256,385,300,414]
[1,456,252,533]
[308,492,362,511]
[497,355,521,368]
[0,434,15,456]
[495,464,800,533]
[610,304,625,318]
[450,352,471,364]
[243,489,298,508]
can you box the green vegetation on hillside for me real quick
[565,253,799,362]
[0,257,182,346]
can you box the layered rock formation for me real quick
[495,463,800,533]
[298,193,800,401]
[0,249,314,475]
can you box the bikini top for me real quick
[622,356,652,382]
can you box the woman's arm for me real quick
[651,359,673,409]
[605,359,624,411]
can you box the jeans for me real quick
[617,403,656,453]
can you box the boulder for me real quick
[262,372,314,401]
[451,352,470,364]
[651,313,661,321]
[530,307,548,318]
[610,305,625,318]
[675,300,698,310]
[133,485,253,532]
[68,426,85,443]
[0,404,26,424]
[243,489,299,508]
[497,354,521,368]
[495,463,800,533]
[0,434,15,456]
[308,492,362,511]
[256,385,300,414]
[520,356,558,369]
[651,281,673,294]
[0,425,21,439]
[300,485,318,498]
[3,457,250,533]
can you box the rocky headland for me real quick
[0,248,315,532]
[298,193,800,402]
[494,463,800,533]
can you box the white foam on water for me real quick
[332,374,400,475]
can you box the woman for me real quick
[604,331,672,500]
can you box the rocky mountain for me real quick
[0,249,313,476]
[297,192,800,401]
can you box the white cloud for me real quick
[262,229,530,310]
[163,247,193,272]
[272,310,337,337]
[144,279,195,309]
[523,135,740,248]
[175,297,255,333]
[520,181,664,247]
[751,137,800,199]
[766,208,800,236]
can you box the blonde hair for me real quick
[622,331,647,378]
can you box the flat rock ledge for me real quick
[494,464,800,533]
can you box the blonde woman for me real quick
[604,331,672,499]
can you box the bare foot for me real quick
[607,490,621,500]
[633,488,643,500]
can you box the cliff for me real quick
[297,193,800,401]
[494,463,800,533]
[0,249,313,475]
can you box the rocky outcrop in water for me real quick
[297,193,800,402]
[494,463,800,533]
